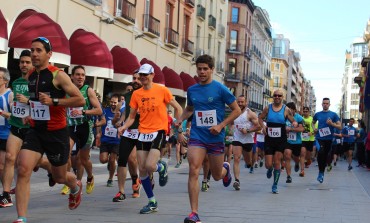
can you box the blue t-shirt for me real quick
[0,89,11,139]
[101,107,120,144]
[356,128,366,143]
[287,113,304,144]
[332,128,342,145]
[187,80,236,143]
[313,110,340,140]
[341,125,357,143]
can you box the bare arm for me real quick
[168,98,183,123]
[258,106,269,134]
[86,87,102,116]
[95,115,106,127]
[209,101,241,135]
[285,108,297,127]
[0,92,13,119]
[177,106,194,125]
[241,110,261,134]
[112,101,123,126]
[118,108,137,135]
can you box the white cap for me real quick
[138,63,154,74]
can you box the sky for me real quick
[252,0,370,112]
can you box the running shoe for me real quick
[294,163,299,172]
[86,176,95,194]
[112,192,126,202]
[175,163,181,168]
[158,160,168,187]
[334,162,337,166]
[183,152,187,159]
[107,179,114,187]
[150,173,155,190]
[272,184,279,194]
[33,166,39,172]
[12,219,27,223]
[184,212,202,223]
[139,201,158,214]
[132,178,142,198]
[299,170,305,177]
[233,181,240,191]
[266,168,273,179]
[222,162,232,187]
[249,167,254,174]
[286,175,292,183]
[206,180,210,189]
[317,172,324,183]
[259,160,264,167]
[68,180,82,210]
[0,193,13,208]
[48,173,56,187]
[201,180,208,192]
[9,187,16,195]
[254,162,258,168]
[327,164,332,172]
[348,165,353,171]
[61,185,70,195]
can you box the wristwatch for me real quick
[52,98,59,106]
[82,110,86,115]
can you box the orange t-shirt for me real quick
[130,83,173,133]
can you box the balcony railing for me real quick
[143,14,160,37]
[185,0,195,7]
[244,49,252,59]
[252,45,262,60]
[264,69,271,79]
[242,77,250,86]
[216,61,224,72]
[84,0,102,5]
[165,28,179,48]
[182,39,194,56]
[208,15,216,29]
[196,5,206,20]
[115,0,136,25]
[224,72,241,82]
[227,44,242,54]
[249,72,264,86]
[218,24,225,37]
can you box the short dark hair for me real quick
[349,118,355,121]
[111,93,120,100]
[286,102,296,111]
[32,37,52,52]
[20,50,31,58]
[71,65,85,75]
[323,97,330,101]
[196,54,214,69]
[303,106,310,111]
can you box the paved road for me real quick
[2,150,370,223]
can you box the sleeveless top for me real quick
[0,89,11,139]
[233,108,254,144]
[67,85,91,126]
[265,104,287,145]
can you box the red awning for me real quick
[140,58,165,85]
[162,66,184,97]
[111,46,140,83]
[194,75,200,83]
[0,10,8,54]
[180,72,197,92]
[69,29,113,79]
[9,9,70,65]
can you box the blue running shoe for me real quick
[317,172,324,183]
[272,184,279,194]
[266,168,273,179]
[222,162,232,187]
[158,161,168,187]
[184,212,202,223]
[139,201,158,214]
[249,167,254,174]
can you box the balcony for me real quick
[249,101,262,111]
[216,61,225,72]
[164,28,179,48]
[252,45,262,60]
[182,39,194,56]
[265,27,272,39]
[185,0,195,7]
[208,15,216,30]
[196,5,206,21]
[249,72,264,86]
[242,77,250,86]
[264,69,271,79]
[263,89,272,98]
[227,44,242,54]
[143,14,160,38]
[115,0,136,25]
[84,0,102,5]
[244,49,252,59]
[218,24,225,38]
[224,72,241,83]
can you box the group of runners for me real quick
[0,37,367,223]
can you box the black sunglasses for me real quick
[273,94,283,97]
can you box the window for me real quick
[273,76,280,87]
[230,30,237,50]
[208,34,212,51]
[228,58,236,74]
[231,7,239,23]
[274,63,280,71]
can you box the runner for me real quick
[13,37,85,223]
[232,95,261,190]
[176,55,241,223]
[224,123,233,164]
[312,97,341,183]
[118,63,182,214]
[302,106,315,172]
[258,89,297,194]
[341,118,357,171]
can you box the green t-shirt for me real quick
[9,77,30,128]
[67,85,91,126]
[302,116,315,141]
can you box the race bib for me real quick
[302,133,309,140]
[319,127,331,137]
[256,134,265,142]
[348,130,355,135]
[166,135,169,141]
[12,101,30,118]
[267,127,281,138]
[336,139,341,144]
[226,136,233,141]
[195,110,217,127]
[123,129,139,139]
[288,132,297,141]
[104,126,118,137]
[138,131,158,142]
[30,101,50,120]
[68,107,83,118]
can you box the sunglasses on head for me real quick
[273,94,283,97]
[33,37,52,51]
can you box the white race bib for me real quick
[319,127,331,137]
[12,101,30,118]
[138,131,158,142]
[166,135,169,141]
[195,110,217,127]
[267,127,281,138]
[302,133,309,140]
[104,126,118,137]
[226,136,233,141]
[348,129,355,135]
[30,101,50,120]
[288,132,297,141]
[256,134,265,142]
[68,107,83,118]
[123,129,139,139]
[336,139,341,144]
